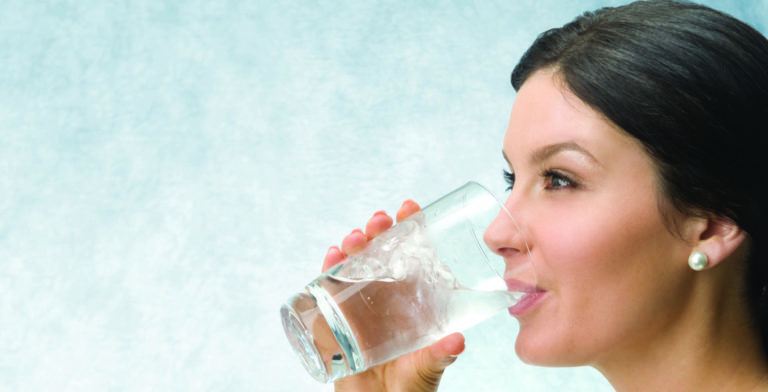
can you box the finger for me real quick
[322,246,345,272]
[405,333,465,388]
[364,211,394,240]
[422,333,466,376]
[429,332,465,360]
[341,228,368,255]
[396,199,421,222]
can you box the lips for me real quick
[505,278,546,317]
[504,278,538,293]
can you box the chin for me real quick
[513,329,548,365]
[515,341,552,366]
[514,330,585,367]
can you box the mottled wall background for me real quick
[1,1,765,391]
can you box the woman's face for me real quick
[486,69,697,367]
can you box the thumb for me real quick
[411,333,465,387]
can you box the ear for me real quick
[688,216,748,269]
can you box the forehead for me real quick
[503,69,642,165]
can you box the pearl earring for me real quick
[688,251,708,271]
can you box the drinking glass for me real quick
[280,181,535,383]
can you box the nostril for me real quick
[483,206,530,258]
[496,247,522,257]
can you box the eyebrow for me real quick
[502,142,602,167]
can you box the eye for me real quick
[542,169,576,190]
[503,169,515,191]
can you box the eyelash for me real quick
[503,169,515,191]
[503,169,577,191]
[542,169,576,190]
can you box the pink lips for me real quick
[505,279,546,317]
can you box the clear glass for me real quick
[280,181,535,383]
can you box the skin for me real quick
[488,68,765,391]
[493,67,698,367]
[325,68,768,391]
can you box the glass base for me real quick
[280,299,329,382]
[280,288,362,383]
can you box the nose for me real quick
[483,193,529,258]
[483,191,537,286]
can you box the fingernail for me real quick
[326,246,341,257]
[373,210,388,217]
[350,228,364,237]
[440,355,458,366]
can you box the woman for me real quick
[323,1,768,390]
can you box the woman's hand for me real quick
[322,200,465,392]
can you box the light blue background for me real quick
[1,1,765,391]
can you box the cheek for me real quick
[516,194,687,365]
[530,191,667,282]
[531,205,627,278]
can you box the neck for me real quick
[593,270,768,392]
